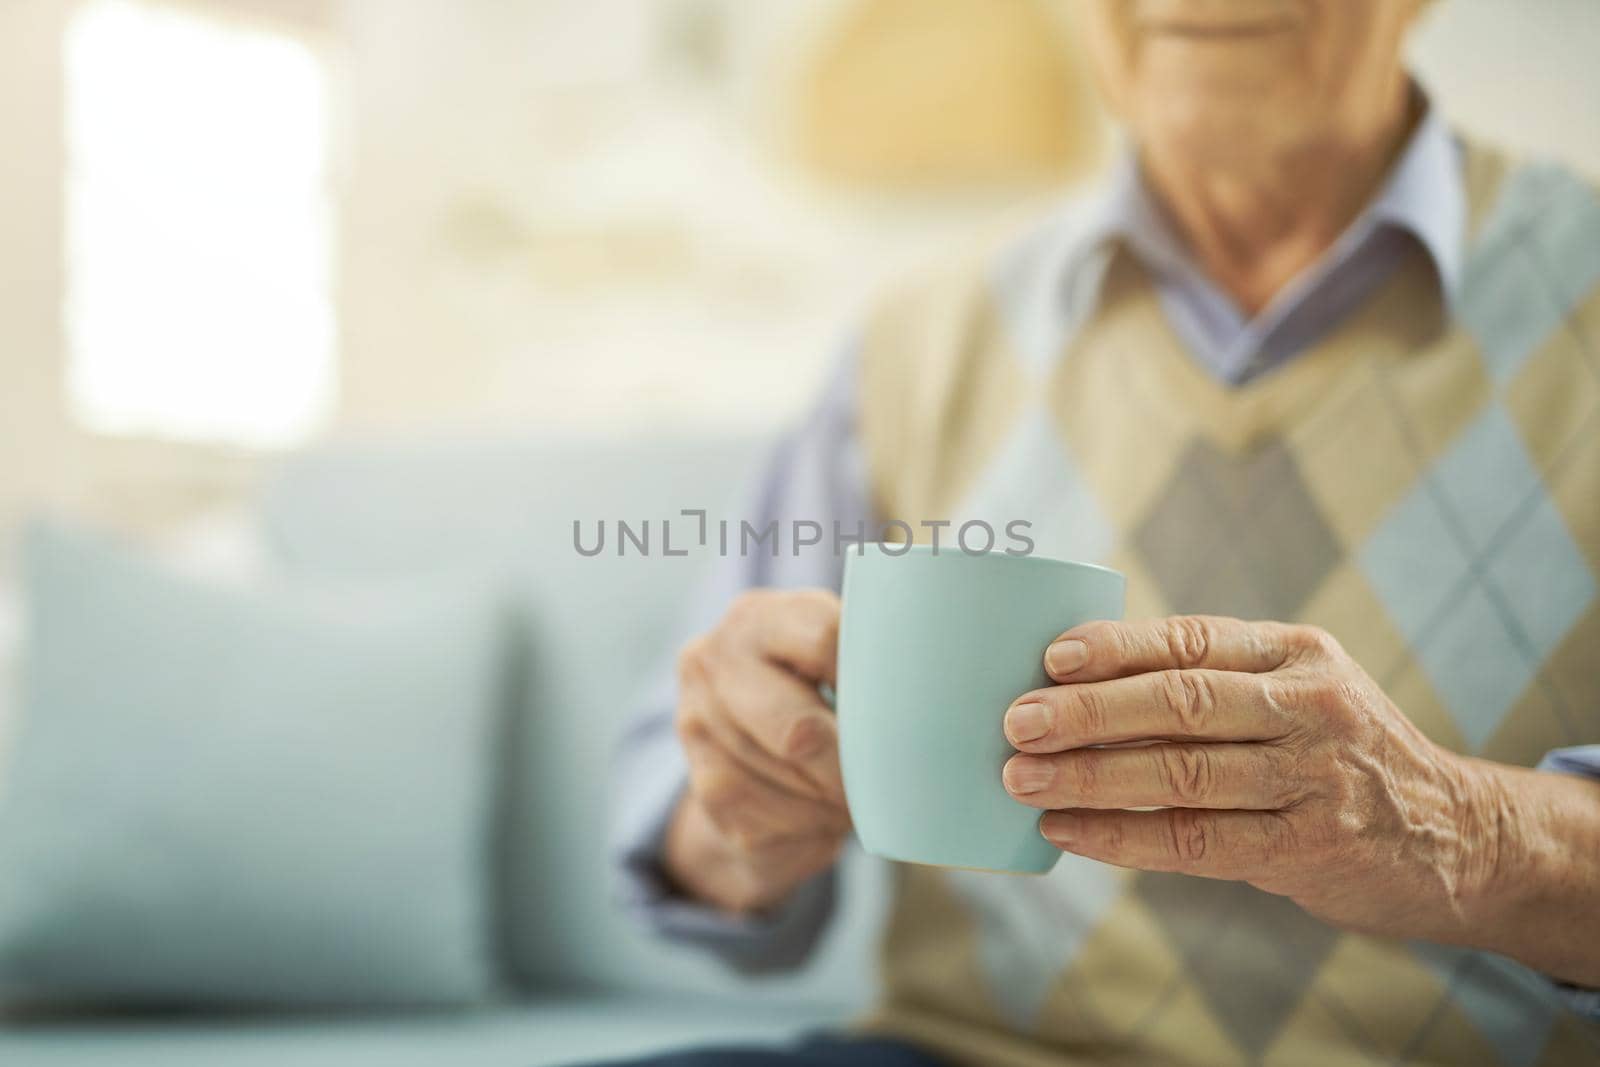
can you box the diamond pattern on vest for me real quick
[952,405,1115,566]
[1133,874,1342,1058]
[1132,437,1342,619]
[857,150,1600,1067]
[1409,943,1566,1067]
[943,854,1124,1030]
[1361,401,1596,752]
[1460,164,1600,385]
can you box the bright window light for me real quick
[63,0,336,449]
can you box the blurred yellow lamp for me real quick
[794,0,1105,190]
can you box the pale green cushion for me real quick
[0,521,508,1009]
[0,995,850,1066]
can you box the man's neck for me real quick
[1139,88,1419,317]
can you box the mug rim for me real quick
[846,543,1124,582]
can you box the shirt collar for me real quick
[1363,100,1465,308]
[1054,89,1467,316]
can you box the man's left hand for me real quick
[1000,615,1501,943]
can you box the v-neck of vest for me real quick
[1062,137,1510,459]
[1077,246,1449,456]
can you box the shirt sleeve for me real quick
[1534,745,1600,1019]
[610,341,873,974]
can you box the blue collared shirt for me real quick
[611,99,1600,1002]
[1091,100,1465,383]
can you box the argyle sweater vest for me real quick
[850,143,1600,1067]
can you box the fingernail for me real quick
[1042,811,1078,842]
[1003,756,1054,795]
[1045,639,1088,676]
[1005,701,1052,743]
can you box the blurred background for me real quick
[1,0,1598,554]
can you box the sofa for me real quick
[0,431,887,1066]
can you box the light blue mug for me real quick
[837,546,1125,874]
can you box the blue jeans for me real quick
[575,1033,949,1066]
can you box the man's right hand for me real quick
[663,588,850,916]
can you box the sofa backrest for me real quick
[259,432,882,1007]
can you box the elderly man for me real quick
[603,2,1600,1064]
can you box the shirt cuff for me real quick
[1535,745,1600,1019]
[1535,744,1600,778]
[629,856,839,975]
[614,765,839,974]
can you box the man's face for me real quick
[1082,0,1427,159]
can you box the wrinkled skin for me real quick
[665,589,849,914]
[1079,0,1429,313]
[667,600,1600,987]
[1000,615,1495,943]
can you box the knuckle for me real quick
[1259,622,1297,666]
[1303,676,1357,725]
[674,710,710,748]
[803,614,840,663]
[1101,817,1127,856]
[1331,678,1371,718]
[781,713,830,761]
[1268,749,1305,808]
[1330,805,1367,846]
[701,792,771,854]
[1165,616,1213,669]
[1163,746,1213,805]
[1261,678,1309,742]
[725,589,770,628]
[722,823,764,853]
[1299,675,1339,714]
[696,766,744,815]
[1160,669,1213,734]
[1070,754,1102,803]
[1260,674,1299,722]
[1070,686,1110,741]
[676,636,711,682]
[1260,813,1300,864]
[798,588,843,618]
[1169,809,1209,864]
[1157,670,1189,721]
[1292,624,1342,660]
